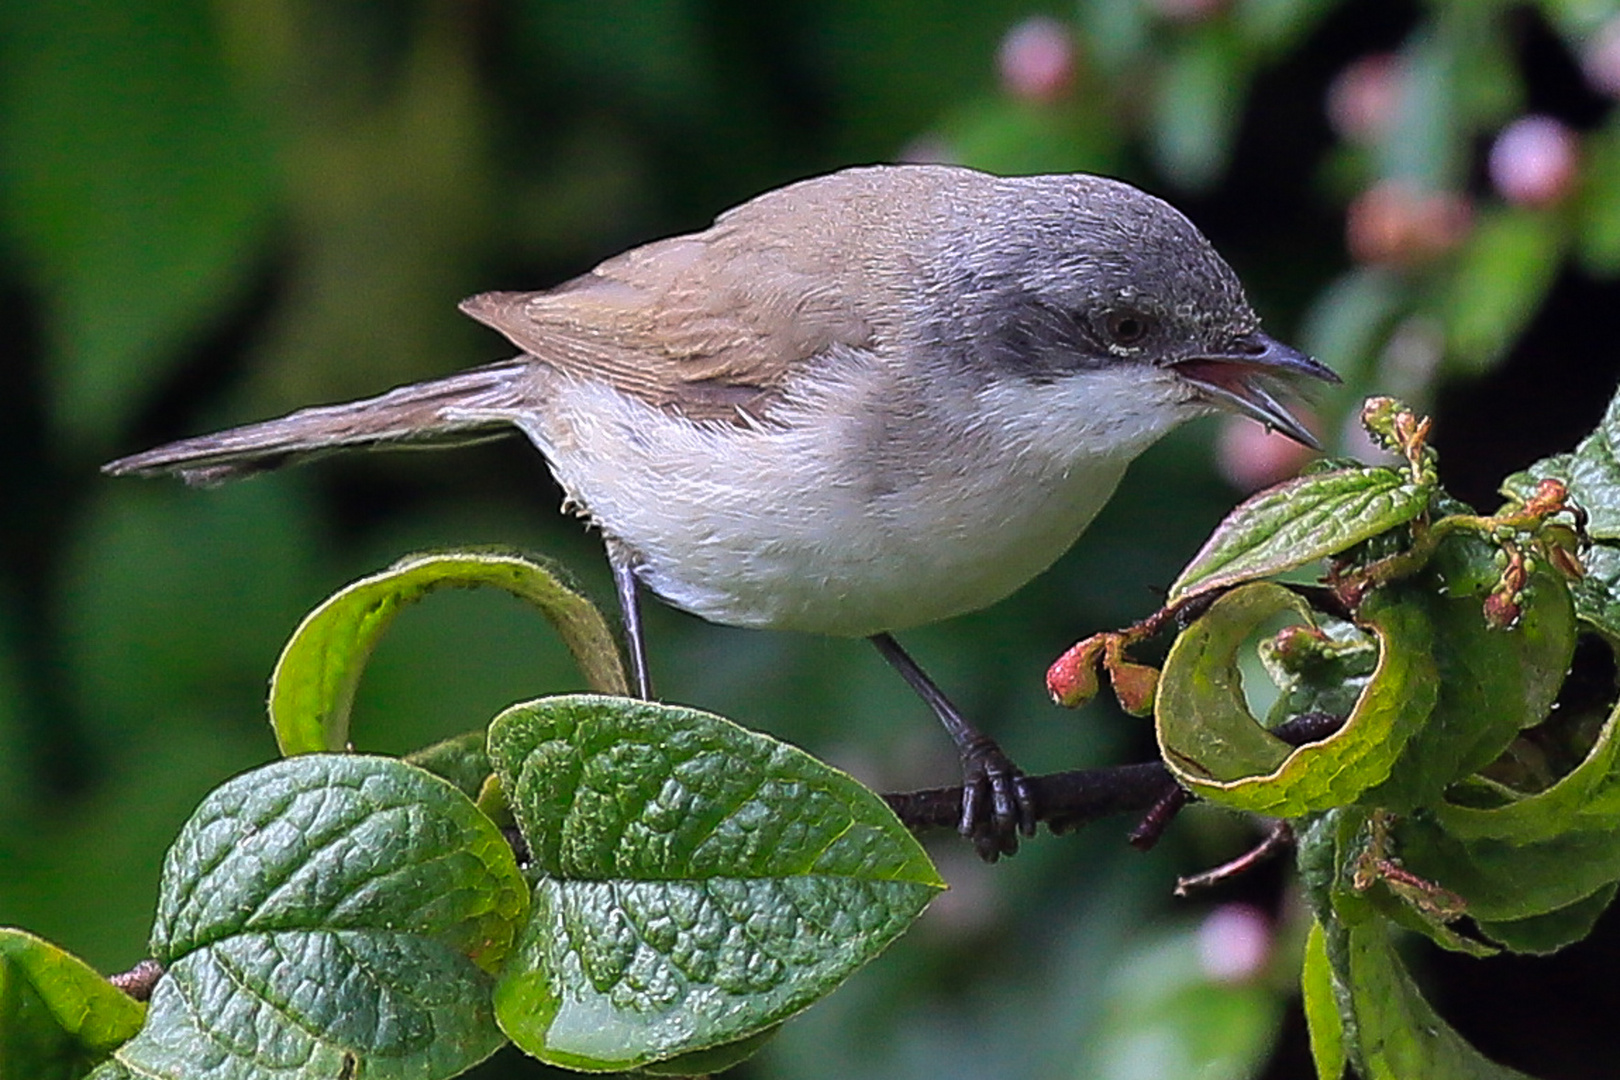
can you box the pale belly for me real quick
[628,450,1131,636]
[508,366,1181,637]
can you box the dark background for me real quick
[3,1,1619,1077]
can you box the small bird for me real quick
[105,164,1335,859]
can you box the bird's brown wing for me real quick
[460,170,929,423]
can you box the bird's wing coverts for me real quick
[459,167,953,422]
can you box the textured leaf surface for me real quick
[488,695,943,1072]
[1299,813,1536,1079]
[404,729,494,802]
[1504,388,1620,643]
[1169,467,1431,602]
[1571,543,1620,642]
[1322,919,1535,1080]
[1504,380,1620,539]
[0,928,144,1080]
[1369,556,1576,811]
[1156,582,1437,815]
[113,755,526,1079]
[1301,922,1345,1080]
[270,551,628,755]
[116,933,501,1080]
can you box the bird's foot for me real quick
[958,735,1037,862]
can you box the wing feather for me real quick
[459,167,953,422]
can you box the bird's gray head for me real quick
[918,170,1337,447]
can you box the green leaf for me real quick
[1442,206,1565,373]
[1502,386,1620,640]
[151,754,526,971]
[1318,918,1535,1080]
[1301,921,1346,1080]
[1571,543,1620,642]
[487,694,943,1072]
[0,0,274,445]
[1157,584,1300,785]
[1087,925,1283,1080]
[404,729,494,802]
[1435,693,1620,846]
[113,755,527,1079]
[1169,468,1431,603]
[1476,883,1618,956]
[269,550,629,755]
[1501,453,1573,507]
[0,928,145,1080]
[1156,583,1438,816]
[1397,815,1620,925]
[1504,387,1620,540]
[1260,618,1379,731]
[119,934,502,1080]
[1369,556,1576,811]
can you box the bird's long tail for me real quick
[102,358,538,487]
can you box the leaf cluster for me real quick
[1062,395,1620,1080]
[4,554,941,1079]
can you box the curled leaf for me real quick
[269,549,628,755]
[0,928,145,1079]
[1155,582,1438,816]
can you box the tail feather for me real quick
[103,359,538,487]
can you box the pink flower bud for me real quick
[1199,903,1272,984]
[1327,53,1402,145]
[997,17,1075,104]
[1483,589,1522,630]
[1346,181,1472,266]
[1108,660,1159,718]
[1489,116,1579,207]
[1047,637,1104,708]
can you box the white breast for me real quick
[493,358,1193,637]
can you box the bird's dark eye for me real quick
[1104,311,1152,346]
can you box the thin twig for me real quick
[1175,819,1295,896]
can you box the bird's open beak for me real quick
[1172,333,1339,450]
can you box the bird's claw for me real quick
[958,737,1037,862]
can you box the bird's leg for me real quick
[606,543,653,699]
[869,632,1036,861]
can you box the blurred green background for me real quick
[5,1,1620,1077]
